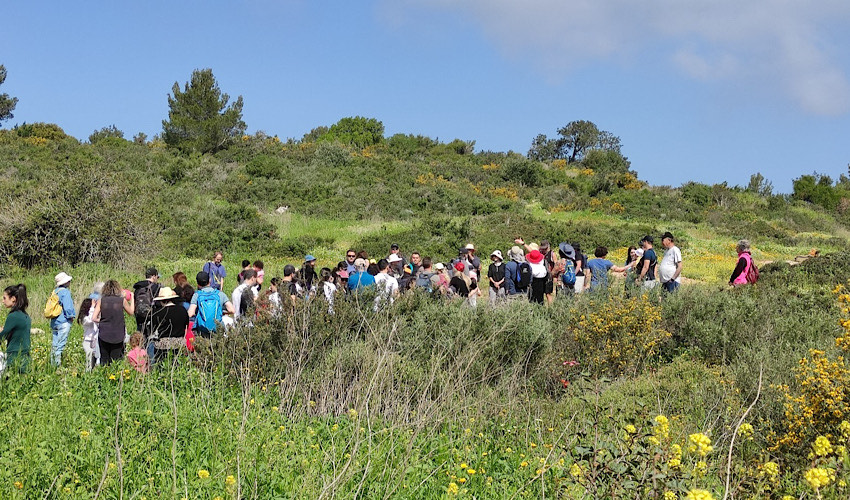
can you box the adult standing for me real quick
[572,243,588,294]
[636,236,659,290]
[729,239,755,286]
[149,287,190,364]
[202,251,227,291]
[50,272,75,367]
[658,232,683,293]
[373,259,400,310]
[539,241,556,303]
[133,268,161,339]
[94,280,135,365]
[347,259,376,292]
[301,255,318,295]
[344,249,357,274]
[585,247,628,292]
[231,269,256,321]
[1,284,31,373]
[465,244,481,276]
[188,272,235,337]
[488,250,507,305]
[409,252,423,276]
[527,250,548,304]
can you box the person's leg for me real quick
[574,276,585,294]
[52,322,70,366]
[98,339,111,366]
[489,287,497,306]
[83,342,94,372]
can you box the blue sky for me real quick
[4,0,850,191]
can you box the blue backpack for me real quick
[561,259,576,286]
[195,289,222,335]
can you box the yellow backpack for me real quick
[43,290,63,319]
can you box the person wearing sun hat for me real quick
[49,271,76,366]
[149,286,190,365]
[526,250,548,304]
[465,243,481,276]
[488,250,507,305]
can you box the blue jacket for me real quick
[50,287,76,328]
[504,261,518,295]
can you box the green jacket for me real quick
[2,310,31,373]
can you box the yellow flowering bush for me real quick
[569,295,671,377]
[684,489,715,500]
[813,435,833,456]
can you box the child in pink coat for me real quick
[126,332,149,373]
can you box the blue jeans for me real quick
[51,321,71,366]
[662,280,680,293]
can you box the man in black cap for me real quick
[133,267,161,340]
[658,232,683,292]
[636,236,658,289]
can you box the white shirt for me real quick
[82,312,98,344]
[323,281,337,313]
[530,262,548,278]
[231,283,249,319]
[373,272,399,309]
[659,245,683,283]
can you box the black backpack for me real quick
[135,283,154,318]
[516,262,532,290]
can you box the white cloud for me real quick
[382,0,850,115]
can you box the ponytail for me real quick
[4,284,28,313]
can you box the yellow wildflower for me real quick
[805,467,835,490]
[737,423,754,440]
[447,482,459,495]
[80,430,90,438]
[684,490,715,500]
[348,408,357,418]
[693,460,707,477]
[840,420,850,439]
[813,435,833,456]
[664,492,677,500]
[197,469,210,479]
[520,461,528,468]
[14,481,23,490]
[688,433,714,456]
[625,424,637,434]
[225,475,236,486]
[762,461,779,481]
[460,463,468,469]
[570,463,583,478]
[457,477,467,484]
[467,469,476,475]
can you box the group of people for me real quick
[0,235,759,375]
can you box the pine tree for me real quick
[162,69,246,154]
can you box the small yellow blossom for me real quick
[693,460,708,478]
[664,492,677,500]
[570,463,583,478]
[348,408,357,418]
[688,433,714,456]
[14,481,23,490]
[805,467,835,490]
[737,423,754,440]
[80,430,90,438]
[225,475,236,486]
[457,477,467,484]
[813,435,833,456]
[520,461,528,468]
[684,489,715,500]
[197,469,210,479]
[467,469,476,475]
[447,482,459,495]
[460,463,468,469]
[625,424,637,434]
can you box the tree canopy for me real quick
[527,120,622,163]
[0,65,19,127]
[162,68,246,154]
[320,116,384,149]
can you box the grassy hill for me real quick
[1,124,850,498]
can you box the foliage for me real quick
[320,116,384,149]
[0,64,17,126]
[0,166,158,268]
[162,68,246,154]
[793,173,849,211]
[88,124,125,144]
[13,122,72,141]
[565,294,670,377]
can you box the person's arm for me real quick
[123,296,134,316]
[672,253,683,281]
[638,259,650,281]
[223,301,235,315]
[187,304,197,318]
[611,265,627,273]
[729,257,747,284]
[584,268,592,289]
[92,300,102,323]
[61,290,75,322]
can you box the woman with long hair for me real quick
[1,284,31,373]
[93,280,134,365]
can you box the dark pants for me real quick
[99,339,125,365]
[529,278,546,304]
[662,280,680,293]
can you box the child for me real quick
[126,332,149,373]
[78,298,100,371]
